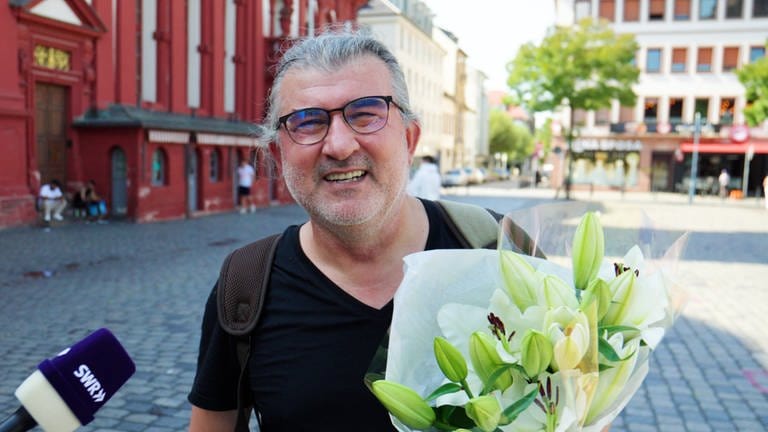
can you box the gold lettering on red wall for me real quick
[33,45,70,71]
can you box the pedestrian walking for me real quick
[718,168,730,199]
[763,174,768,209]
[407,155,441,200]
[236,159,256,213]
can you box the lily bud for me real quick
[520,329,553,377]
[469,332,512,391]
[434,337,468,383]
[499,251,540,310]
[572,212,605,291]
[542,275,579,309]
[603,269,636,325]
[371,380,435,430]
[583,278,612,321]
[465,395,502,432]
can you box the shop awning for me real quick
[680,141,768,154]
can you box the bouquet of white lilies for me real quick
[372,207,688,432]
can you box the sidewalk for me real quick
[445,185,768,431]
[1,188,766,431]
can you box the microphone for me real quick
[0,328,135,432]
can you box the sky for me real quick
[421,0,557,91]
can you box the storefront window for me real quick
[569,139,642,188]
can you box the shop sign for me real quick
[33,45,70,71]
[730,125,750,143]
[572,138,643,153]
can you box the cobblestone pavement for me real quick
[0,186,766,431]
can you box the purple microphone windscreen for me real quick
[36,328,136,426]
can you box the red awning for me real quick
[680,142,768,154]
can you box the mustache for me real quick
[315,155,373,177]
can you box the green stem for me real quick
[461,379,475,399]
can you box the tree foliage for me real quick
[506,18,640,117]
[505,18,640,197]
[737,42,768,127]
[489,110,534,163]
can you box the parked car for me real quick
[492,168,511,180]
[469,168,486,184]
[441,169,469,187]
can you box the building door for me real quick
[651,152,673,192]
[35,83,68,185]
[110,147,128,216]
[187,147,199,212]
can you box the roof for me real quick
[72,105,261,136]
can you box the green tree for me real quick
[737,42,768,126]
[506,18,640,198]
[489,110,534,164]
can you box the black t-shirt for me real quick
[189,199,465,431]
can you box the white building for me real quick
[553,0,768,194]
[357,0,445,161]
[358,0,491,172]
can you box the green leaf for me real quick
[598,363,615,372]
[499,388,539,424]
[598,337,636,362]
[598,336,623,362]
[426,383,463,402]
[480,363,525,395]
[599,325,641,337]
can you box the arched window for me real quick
[151,148,167,186]
[210,149,220,182]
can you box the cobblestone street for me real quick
[1,187,766,431]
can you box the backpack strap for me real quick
[435,199,545,258]
[216,233,282,432]
[435,199,500,249]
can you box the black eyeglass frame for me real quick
[276,95,403,145]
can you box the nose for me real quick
[321,111,360,160]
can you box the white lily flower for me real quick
[585,335,641,424]
[499,371,588,432]
[545,308,591,372]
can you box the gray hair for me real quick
[261,27,417,145]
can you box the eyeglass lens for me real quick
[283,96,391,145]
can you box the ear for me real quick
[404,121,421,165]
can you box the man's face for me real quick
[276,55,419,228]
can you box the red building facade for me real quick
[0,0,368,228]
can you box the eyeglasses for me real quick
[277,95,402,145]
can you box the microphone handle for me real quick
[0,407,37,432]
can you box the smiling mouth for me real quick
[325,170,366,182]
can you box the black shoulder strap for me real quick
[216,233,281,432]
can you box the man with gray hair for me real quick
[188,28,479,431]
